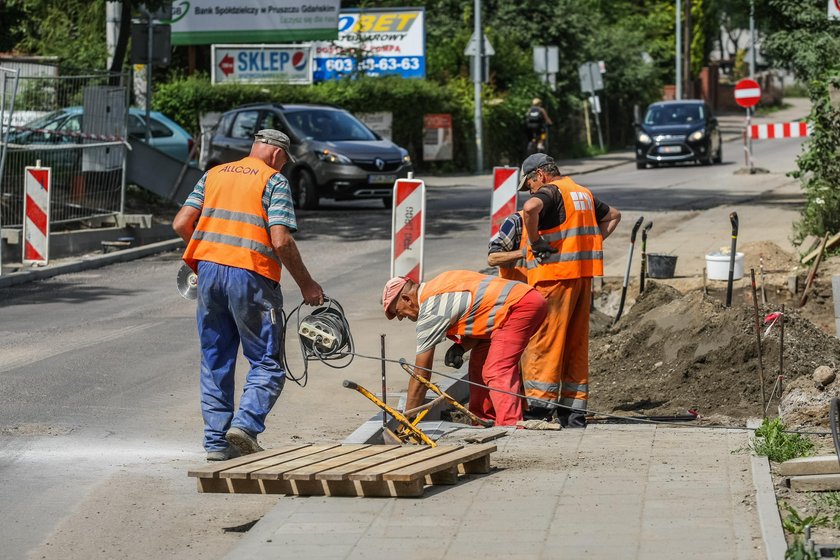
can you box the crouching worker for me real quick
[382,271,547,426]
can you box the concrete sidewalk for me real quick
[226,425,782,560]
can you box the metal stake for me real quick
[750,268,767,417]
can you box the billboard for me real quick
[313,8,425,81]
[211,45,313,84]
[170,0,340,45]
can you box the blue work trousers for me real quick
[196,261,286,452]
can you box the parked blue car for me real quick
[8,107,194,161]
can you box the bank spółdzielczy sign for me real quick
[171,0,340,45]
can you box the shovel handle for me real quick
[629,216,644,243]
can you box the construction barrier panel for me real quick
[749,122,811,140]
[390,178,426,282]
[23,165,51,265]
[490,166,519,238]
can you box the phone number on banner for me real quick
[315,56,425,80]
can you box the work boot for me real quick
[206,446,240,462]
[225,427,264,456]
[523,406,554,421]
[558,412,587,429]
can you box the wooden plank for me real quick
[383,444,496,482]
[318,446,426,481]
[187,444,310,478]
[220,444,340,480]
[788,474,840,492]
[428,466,458,485]
[356,479,425,498]
[778,455,840,477]
[350,446,462,482]
[284,446,395,481]
[252,444,370,480]
[463,430,508,444]
[462,454,491,474]
[802,231,840,264]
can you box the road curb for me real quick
[0,238,185,289]
[747,419,788,560]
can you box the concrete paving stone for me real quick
[560,481,647,496]
[541,545,638,560]
[543,531,642,549]
[273,521,374,534]
[641,517,736,533]
[285,511,380,525]
[548,518,642,536]
[228,543,350,559]
[346,538,450,560]
[262,532,364,546]
[362,523,460,540]
[285,496,391,514]
[642,499,731,517]
[458,513,553,533]
[445,533,546,557]
[557,493,645,508]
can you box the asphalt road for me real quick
[0,133,806,559]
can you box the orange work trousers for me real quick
[520,278,591,415]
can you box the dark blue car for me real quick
[635,100,722,169]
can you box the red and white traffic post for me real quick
[23,162,52,266]
[390,176,426,283]
[490,166,519,238]
[734,78,761,171]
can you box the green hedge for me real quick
[153,74,558,172]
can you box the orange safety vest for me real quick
[498,211,528,283]
[526,177,604,284]
[183,157,282,282]
[420,270,532,338]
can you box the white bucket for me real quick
[705,251,744,280]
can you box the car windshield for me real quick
[23,109,71,129]
[284,109,377,142]
[644,104,704,126]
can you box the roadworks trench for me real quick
[589,241,840,427]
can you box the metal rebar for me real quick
[380,334,387,428]
[779,303,784,385]
[750,268,767,417]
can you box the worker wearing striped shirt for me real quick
[382,271,547,426]
[174,129,324,461]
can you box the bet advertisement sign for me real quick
[211,45,313,84]
[170,0,340,45]
[312,8,425,81]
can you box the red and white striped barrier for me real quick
[23,165,51,265]
[749,122,811,140]
[390,178,426,282]
[490,166,519,238]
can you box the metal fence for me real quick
[0,72,129,228]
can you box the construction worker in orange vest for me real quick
[382,270,547,426]
[173,129,324,461]
[518,153,621,427]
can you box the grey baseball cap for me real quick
[518,153,554,191]
[255,129,295,162]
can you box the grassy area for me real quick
[751,417,814,463]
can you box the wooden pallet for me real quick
[779,455,840,491]
[187,443,496,498]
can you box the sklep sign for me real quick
[212,45,313,84]
[312,8,425,81]
[170,0,340,45]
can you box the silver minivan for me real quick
[205,103,413,209]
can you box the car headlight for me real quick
[402,153,412,165]
[688,129,705,142]
[315,149,352,165]
[637,132,652,144]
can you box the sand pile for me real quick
[589,281,840,421]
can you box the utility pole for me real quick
[675,0,682,99]
[473,0,483,173]
[684,0,692,98]
[749,0,756,77]
[106,1,122,70]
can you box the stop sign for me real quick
[734,78,761,108]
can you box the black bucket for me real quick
[647,253,678,279]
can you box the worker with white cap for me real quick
[173,129,323,461]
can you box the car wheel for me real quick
[713,142,722,164]
[636,161,646,170]
[381,195,393,209]
[293,169,319,210]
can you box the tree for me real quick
[758,0,840,238]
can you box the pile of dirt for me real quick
[589,280,840,423]
[740,240,799,274]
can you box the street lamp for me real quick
[675,0,682,99]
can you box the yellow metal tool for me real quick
[342,379,437,447]
[399,359,494,428]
